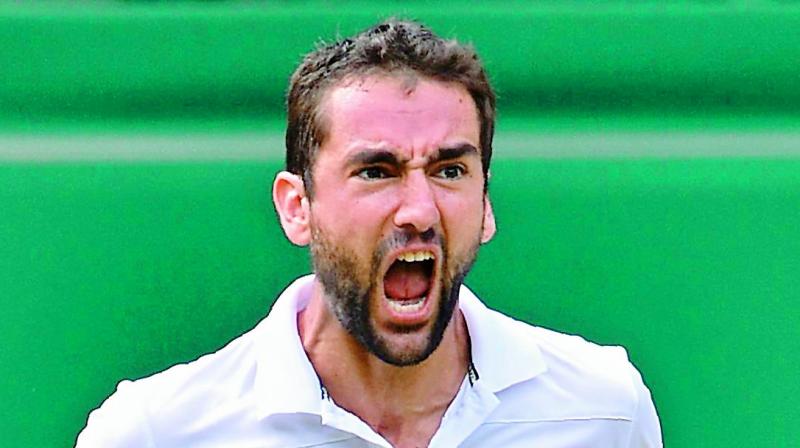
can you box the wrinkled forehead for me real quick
[316,72,480,151]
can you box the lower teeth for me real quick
[387,296,425,313]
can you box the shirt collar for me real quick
[252,275,548,418]
[252,275,323,418]
[458,285,548,392]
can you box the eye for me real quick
[435,164,466,180]
[356,166,392,180]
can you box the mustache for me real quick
[384,228,440,249]
[374,228,442,261]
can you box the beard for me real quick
[310,225,479,367]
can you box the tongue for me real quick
[383,262,429,301]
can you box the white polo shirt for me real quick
[76,275,662,447]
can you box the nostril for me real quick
[419,228,436,242]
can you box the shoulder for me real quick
[461,290,649,411]
[529,323,640,392]
[76,277,318,447]
[458,283,663,445]
[463,292,641,403]
[479,309,661,445]
[524,326,663,446]
[76,326,262,447]
[498,311,643,412]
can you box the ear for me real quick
[481,194,496,244]
[272,171,311,246]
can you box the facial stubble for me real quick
[310,224,479,367]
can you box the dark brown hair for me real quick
[285,18,496,196]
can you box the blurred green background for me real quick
[2,1,799,447]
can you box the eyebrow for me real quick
[347,143,478,168]
[347,149,403,168]
[428,144,479,164]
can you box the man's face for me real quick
[307,74,494,366]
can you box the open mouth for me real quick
[382,250,436,314]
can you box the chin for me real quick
[366,280,461,367]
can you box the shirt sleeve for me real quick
[75,380,156,448]
[625,365,663,448]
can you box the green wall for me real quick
[2,1,800,131]
[2,2,800,447]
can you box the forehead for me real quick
[318,74,480,157]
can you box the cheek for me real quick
[438,190,485,230]
[315,190,398,243]
[439,197,486,259]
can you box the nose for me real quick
[392,170,440,233]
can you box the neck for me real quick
[299,281,470,447]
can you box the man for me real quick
[77,19,662,447]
